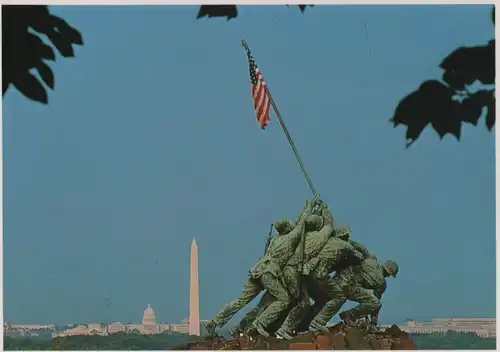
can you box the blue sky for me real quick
[3,5,495,325]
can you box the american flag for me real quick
[244,46,271,129]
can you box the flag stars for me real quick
[244,47,271,129]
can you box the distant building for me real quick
[107,322,126,334]
[380,318,496,338]
[4,323,55,337]
[54,324,106,337]
[51,304,189,338]
[170,318,190,334]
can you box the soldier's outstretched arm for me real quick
[292,197,318,226]
[287,198,318,246]
[292,198,316,231]
[286,208,309,244]
[269,199,316,257]
[321,203,334,227]
[303,202,334,244]
[312,202,323,216]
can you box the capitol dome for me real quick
[142,304,157,326]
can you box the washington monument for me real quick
[189,238,200,336]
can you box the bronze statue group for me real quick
[205,196,399,340]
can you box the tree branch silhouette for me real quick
[196,5,314,20]
[2,5,84,104]
[391,6,495,147]
[5,2,493,149]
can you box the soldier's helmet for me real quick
[305,214,324,231]
[382,260,399,278]
[335,224,352,239]
[274,219,292,234]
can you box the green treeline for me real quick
[411,331,496,350]
[4,331,203,350]
[4,330,496,350]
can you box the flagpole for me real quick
[241,40,317,196]
[266,88,318,196]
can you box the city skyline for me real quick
[50,304,193,337]
[381,318,496,339]
[6,316,496,339]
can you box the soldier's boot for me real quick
[276,327,294,340]
[309,319,329,333]
[229,326,242,338]
[252,320,270,338]
[365,322,380,334]
[245,326,258,337]
[204,320,218,336]
[339,310,357,327]
[353,317,369,332]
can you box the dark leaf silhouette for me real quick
[297,5,314,13]
[483,92,496,131]
[3,5,84,104]
[392,6,495,146]
[391,80,460,147]
[47,31,76,58]
[286,4,314,13]
[197,5,237,20]
[36,61,55,89]
[50,15,84,45]
[197,5,312,20]
[26,5,52,31]
[440,42,495,87]
[459,91,486,126]
[12,71,48,104]
[27,33,56,61]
